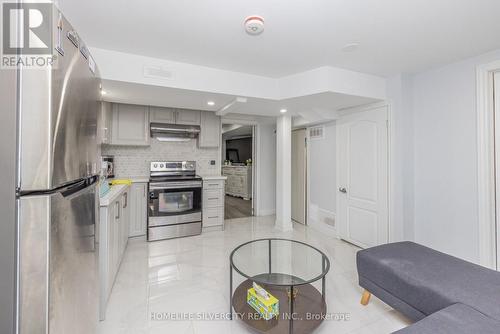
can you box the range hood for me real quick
[150,122,201,142]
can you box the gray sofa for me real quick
[356,242,500,333]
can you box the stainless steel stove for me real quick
[148,161,202,241]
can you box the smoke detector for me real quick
[244,16,265,35]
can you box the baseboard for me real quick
[257,209,276,216]
[308,206,337,238]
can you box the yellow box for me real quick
[246,285,279,320]
[110,179,132,186]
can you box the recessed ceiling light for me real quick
[207,101,215,106]
[280,108,287,113]
[341,43,360,52]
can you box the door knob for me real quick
[339,187,347,193]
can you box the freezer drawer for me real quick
[18,180,98,334]
[148,212,201,227]
[148,222,202,241]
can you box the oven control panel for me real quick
[150,161,196,172]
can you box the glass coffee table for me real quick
[229,238,330,334]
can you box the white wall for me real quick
[387,75,415,242]
[257,122,277,216]
[407,49,500,263]
[308,122,337,230]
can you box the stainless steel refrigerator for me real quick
[0,4,101,334]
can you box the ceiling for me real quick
[61,0,500,77]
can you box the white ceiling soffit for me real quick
[62,0,500,78]
[223,126,253,139]
[92,48,386,102]
[101,79,379,117]
[222,124,243,134]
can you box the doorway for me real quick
[477,62,500,270]
[222,124,255,219]
[336,105,389,248]
[291,128,307,224]
[494,71,500,270]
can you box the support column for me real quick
[276,115,293,231]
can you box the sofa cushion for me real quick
[392,303,500,334]
[357,242,500,320]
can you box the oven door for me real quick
[148,181,202,226]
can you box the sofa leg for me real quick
[360,290,371,306]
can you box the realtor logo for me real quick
[2,2,54,68]
[2,2,52,54]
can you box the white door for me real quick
[291,129,307,224]
[337,106,388,248]
[494,72,500,270]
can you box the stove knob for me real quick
[160,164,164,168]
[153,163,158,168]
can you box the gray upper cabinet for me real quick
[111,104,150,146]
[98,101,113,145]
[176,109,201,125]
[149,107,200,126]
[199,111,220,148]
[150,107,176,124]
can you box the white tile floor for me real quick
[99,216,412,334]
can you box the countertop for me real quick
[99,184,129,207]
[111,176,150,183]
[221,165,252,168]
[202,175,227,180]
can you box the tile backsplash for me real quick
[102,138,220,177]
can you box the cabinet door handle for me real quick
[115,201,120,219]
[208,216,219,219]
[123,192,128,208]
[208,197,218,200]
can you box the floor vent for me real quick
[309,126,325,140]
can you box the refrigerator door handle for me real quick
[60,176,98,199]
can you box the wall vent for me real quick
[323,216,336,228]
[309,126,325,140]
[143,65,173,80]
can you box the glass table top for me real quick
[230,238,330,286]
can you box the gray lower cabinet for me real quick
[202,179,225,229]
[129,182,148,237]
[99,186,130,320]
[111,103,150,146]
[199,111,221,148]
